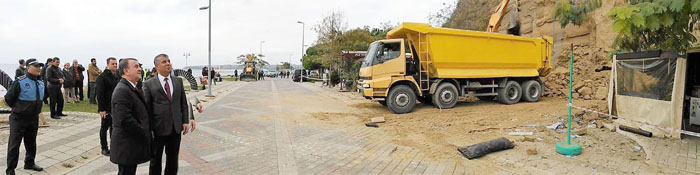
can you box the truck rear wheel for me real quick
[521,80,542,102]
[432,82,459,109]
[497,81,522,105]
[387,85,416,114]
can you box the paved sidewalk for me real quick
[622,129,700,174]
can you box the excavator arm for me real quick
[486,0,519,33]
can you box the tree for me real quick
[280,62,291,69]
[428,1,457,27]
[608,0,700,52]
[236,53,269,69]
[553,0,602,28]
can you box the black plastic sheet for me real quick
[616,57,676,101]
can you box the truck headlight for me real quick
[362,83,370,88]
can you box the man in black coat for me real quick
[144,54,193,175]
[14,59,25,80]
[110,58,151,175]
[45,57,66,119]
[96,57,119,156]
[71,60,85,101]
[40,58,52,104]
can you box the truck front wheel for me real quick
[497,81,522,105]
[432,82,459,109]
[387,85,417,114]
[521,80,542,102]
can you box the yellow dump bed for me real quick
[387,23,552,79]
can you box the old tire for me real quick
[378,100,387,106]
[417,95,433,105]
[387,85,416,114]
[432,82,459,109]
[497,81,522,105]
[521,80,542,102]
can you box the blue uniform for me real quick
[3,75,44,174]
[4,75,44,116]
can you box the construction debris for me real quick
[527,148,538,155]
[457,137,514,159]
[619,125,653,137]
[508,131,534,136]
[365,122,378,128]
[370,117,385,123]
[573,128,588,136]
[546,122,563,130]
[602,122,616,132]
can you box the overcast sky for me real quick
[0,0,451,69]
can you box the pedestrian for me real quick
[88,58,101,104]
[45,57,66,119]
[201,67,208,90]
[4,58,45,175]
[145,54,201,175]
[71,60,85,101]
[14,59,25,80]
[96,57,119,156]
[40,58,52,104]
[234,69,238,78]
[61,63,77,104]
[210,68,217,85]
[110,58,151,175]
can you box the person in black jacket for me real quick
[14,59,25,80]
[40,58,52,104]
[45,57,66,119]
[95,57,119,156]
[71,60,86,101]
[4,59,45,175]
[110,58,151,175]
[61,63,77,104]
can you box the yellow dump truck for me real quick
[358,23,552,114]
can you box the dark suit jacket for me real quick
[143,74,188,136]
[110,78,152,165]
[96,69,119,113]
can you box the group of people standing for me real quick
[5,54,203,175]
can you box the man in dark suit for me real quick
[96,57,119,156]
[144,54,195,175]
[110,58,151,175]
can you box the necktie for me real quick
[164,77,171,100]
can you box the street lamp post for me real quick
[200,0,213,97]
[183,52,191,67]
[259,41,265,55]
[297,21,305,83]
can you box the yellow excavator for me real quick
[239,56,258,81]
[487,0,520,35]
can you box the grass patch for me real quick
[222,77,238,82]
[40,100,98,113]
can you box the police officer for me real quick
[4,59,45,175]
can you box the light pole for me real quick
[297,21,305,83]
[259,41,265,55]
[200,0,213,97]
[183,52,191,67]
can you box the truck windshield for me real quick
[361,42,380,68]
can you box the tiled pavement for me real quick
[6,78,699,174]
[622,129,700,174]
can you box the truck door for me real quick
[371,40,406,89]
